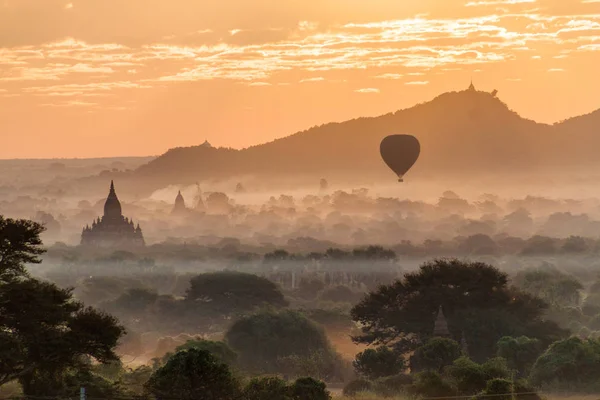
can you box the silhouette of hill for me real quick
[130,87,599,189]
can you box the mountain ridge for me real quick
[109,88,600,192]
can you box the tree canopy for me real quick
[224,310,339,377]
[145,349,239,400]
[350,259,566,361]
[185,271,287,316]
[0,216,45,280]
[0,215,125,393]
[353,346,406,379]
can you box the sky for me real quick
[0,0,599,159]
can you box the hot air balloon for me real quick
[380,134,420,182]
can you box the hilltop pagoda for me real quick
[81,181,145,247]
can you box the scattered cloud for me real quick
[548,68,565,72]
[299,77,325,83]
[355,88,380,93]
[465,0,535,6]
[0,10,598,106]
[374,73,403,79]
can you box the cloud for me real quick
[299,77,325,83]
[1,9,598,104]
[547,68,565,72]
[355,88,380,93]
[465,0,535,6]
[375,73,403,79]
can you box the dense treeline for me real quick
[5,214,600,400]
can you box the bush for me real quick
[144,349,239,400]
[342,379,373,397]
[472,378,512,400]
[373,374,413,397]
[290,377,331,400]
[496,336,542,378]
[243,376,292,400]
[408,371,456,398]
[530,336,600,391]
[353,346,406,379]
[410,337,463,373]
[225,310,341,378]
[162,339,237,366]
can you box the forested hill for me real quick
[132,89,599,186]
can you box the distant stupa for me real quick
[171,190,187,215]
[468,79,476,91]
[200,140,213,148]
[194,183,205,211]
[433,305,451,337]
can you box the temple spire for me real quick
[434,305,451,337]
[103,180,122,219]
[468,78,475,91]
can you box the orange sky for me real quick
[1,0,599,159]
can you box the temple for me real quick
[171,190,187,215]
[433,305,451,337]
[81,181,145,247]
[468,79,476,91]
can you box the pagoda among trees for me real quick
[81,181,145,247]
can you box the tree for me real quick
[290,377,331,400]
[144,349,239,400]
[445,356,510,395]
[342,379,373,397]
[319,285,361,304]
[410,337,463,373]
[161,339,237,366]
[353,346,406,379]
[111,287,159,315]
[0,216,125,393]
[475,378,512,400]
[225,310,339,377]
[529,337,600,391]
[297,278,325,300]
[496,336,542,378]
[513,267,582,307]
[408,371,456,398]
[0,216,45,280]
[350,259,566,361]
[185,271,287,316]
[243,376,292,400]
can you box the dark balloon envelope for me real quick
[380,134,420,182]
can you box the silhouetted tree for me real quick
[0,216,125,393]
[353,346,406,379]
[145,349,239,400]
[350,259,566,362]
[410,338,463,373]
[225,310,338,377]
[185,271,287,316]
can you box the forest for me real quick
[2,214,600,400]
